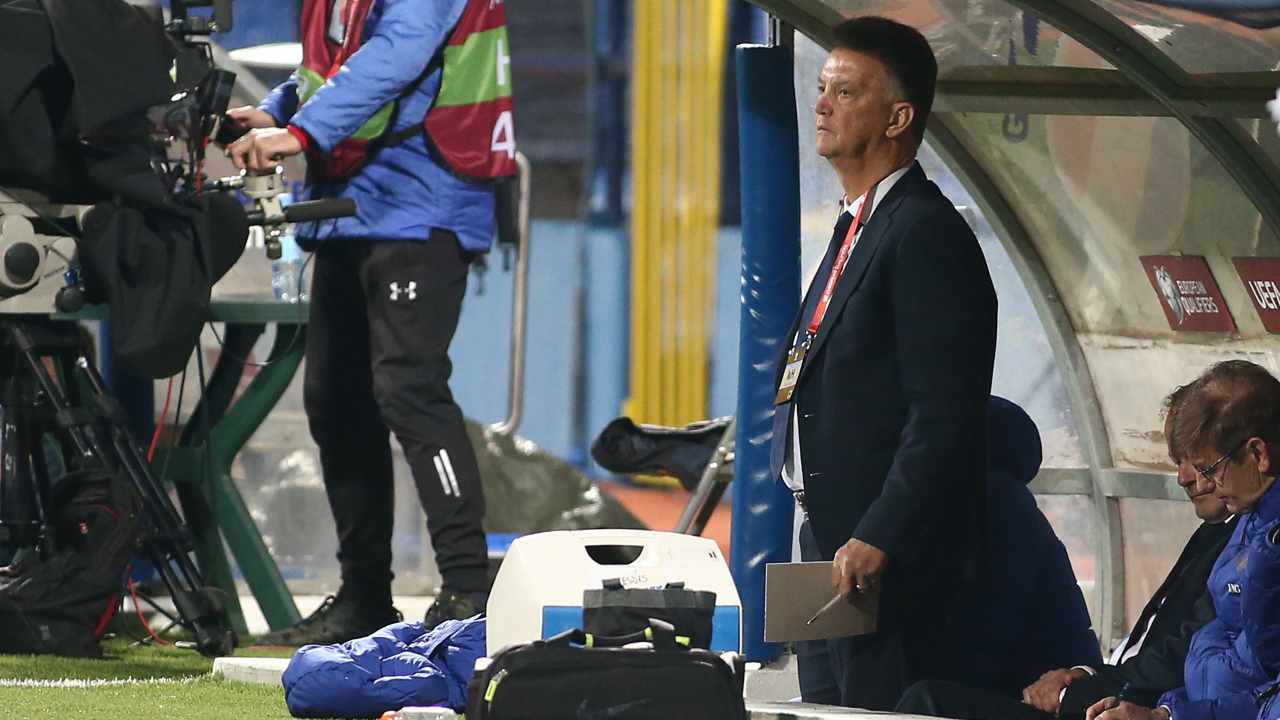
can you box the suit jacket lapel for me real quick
[1130,518,1234,648]
[796,164,925,385]
[1122,523,1205,656]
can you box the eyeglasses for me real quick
[1195,438,1247,484]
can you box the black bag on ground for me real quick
[0,469,142,657]
[584,579,716,649]
[468,619,746,720]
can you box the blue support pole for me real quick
[731,43,800,662]
[587,0,627,225]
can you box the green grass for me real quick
[0,638,303,720]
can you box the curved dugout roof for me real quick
[747,0,1280,646]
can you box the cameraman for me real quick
[226,0,504,644]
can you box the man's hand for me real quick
[226,128,303,173]
[832,538,888,598]
[226,106,277,131]
[1086,698,1170,720]
[1022,667,1088,715]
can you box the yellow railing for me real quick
[626,0,728,444]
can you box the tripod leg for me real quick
[169,466,248,635]
[71,357,239,652]
[690,475,730,538]
[0,379,49,550]
[6,324,236,656]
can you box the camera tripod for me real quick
[0,317,235,657]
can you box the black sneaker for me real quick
[423,588,487,629]
[254,594,401,646]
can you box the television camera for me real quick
[0,0,353,658]
[0,0,352,306]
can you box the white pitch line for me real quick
[0,676,205,688]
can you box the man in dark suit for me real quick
[896,383,1238,720]
[769,16,997,709]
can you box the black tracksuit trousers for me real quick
[304,232,489,604]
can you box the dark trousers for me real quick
[895,675,1123,720]
[304,232,489,602]
[796,521,958,710]
[896,680,1051,720]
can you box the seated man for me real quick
[1089,361,1280,720]
[897,383,1238,720]
[945,396,1101,697]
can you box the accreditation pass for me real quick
[774,345,806,405]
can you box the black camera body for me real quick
[0,1,244,368]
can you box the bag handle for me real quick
[543,618,692,651]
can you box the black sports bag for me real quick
[468,619,746,720]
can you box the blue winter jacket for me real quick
[258,0,496,252]
[282,616,486,718]
[949,396,1102,696]
[1158,480,1280,720]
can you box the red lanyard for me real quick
[805,182,878,339]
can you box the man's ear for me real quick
[886,102,915,139]
[1250,437,1272,475]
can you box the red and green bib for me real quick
[297,0,517,181]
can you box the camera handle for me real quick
[42,167,357,314]
[209,169,356,259]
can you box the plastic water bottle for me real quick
[270,235,307,303]
[271,195,309,303]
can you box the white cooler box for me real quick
[485,529,742,655]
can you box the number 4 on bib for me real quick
[298,0,518,181]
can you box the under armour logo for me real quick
[389,281,417,301]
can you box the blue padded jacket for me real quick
[258,0,496,252]
[1159,480,1280,720]
[282,616,486,718]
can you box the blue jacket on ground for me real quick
[259,0,496,252]
[1158,480,1280,720]
[282,616,486,718]
[950,396,1102,696]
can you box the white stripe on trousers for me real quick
[433,453,453,497]
[439,448,462,497]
